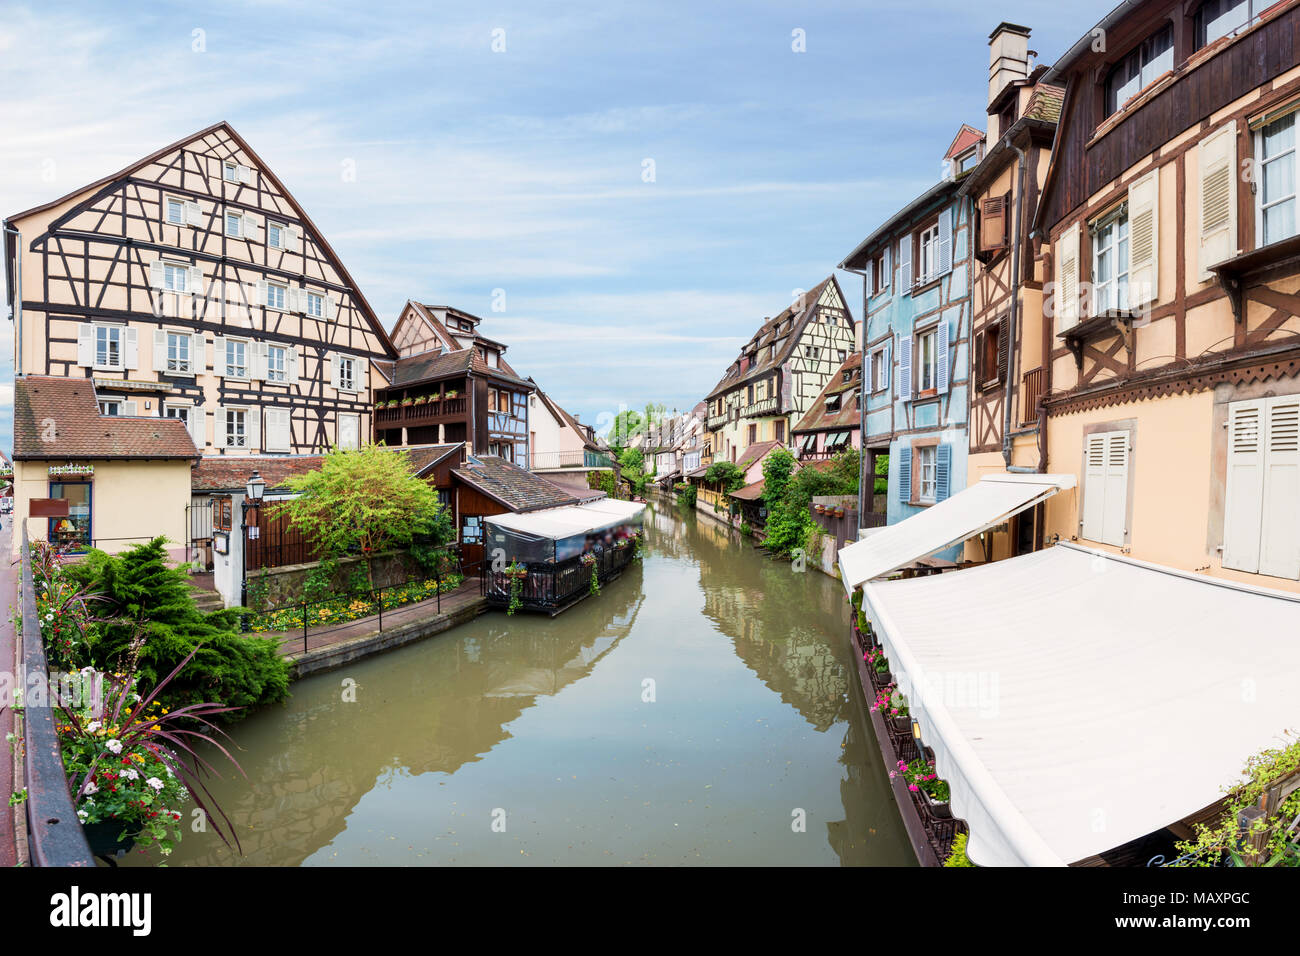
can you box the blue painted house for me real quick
[839,126,983,557]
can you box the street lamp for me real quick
[246,470,266,504]
[240,470,266,608]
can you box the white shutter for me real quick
[184,201,202,227]
[189,407,205,448]
[237,164,251,184]
[251,341,268,381]
[191,333,206,373]
[247,406,261,451]
[284,226,299,252]
[882,246,892,294]
[865,350,874,392]
[286,346,299,384]
[864,259,874,297]
[1081,434,1108,543]
[898,334,912,400]
[152,329,167,372]
[188,265,203,297]
[77,324,95,367]
[936,320,950,393]
[1223,399,1265,573]
[325,294,338,321]
[937,208,953,276]
[124,327,139,370]
[213,336,227,377]
[121,400,138,417]
[882,340,891,393]
[149,261,165,289]
[329,352,341,390]
[1259,397,1300,579]
[1101,432,1129,546]
[1055,223,1081,330]
[1199,120,1238,279]
[899,235,913,291]
[265,408,290,452]
[242,214,260,242]
[255,280,268,309]
[214,406,226,449]
[1128,170,1159,306]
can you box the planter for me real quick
[82,821,134,858]
[922,790,952,819]
[814,505,826,514]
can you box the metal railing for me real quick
[375,397,468,424]
[529,449,615,470]
[18,525,96,866]
[484,544,636,612]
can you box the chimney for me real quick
[988,22,1031,111]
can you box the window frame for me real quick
[1091,204,1131,315]
[917,444,938,504]
[1195,0,1258,51]
[916,221,942,286]
[1256,112,1297,248]
[165,330,192,374]
[915,326,938,396]
[225,338,249,381]
[165,195,187,227]
[94,324,124,371]
[337,356,357,393]
[225,212,242,238]
[224,407,248,449]
[1103,23,1175,118]
[266,344,288,383]
[265,282,288,312]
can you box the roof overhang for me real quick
[484,498,645,540]
[840,180,960,271]
[860,542,1300,865]
[837,473,1074,594]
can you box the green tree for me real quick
[618,445,652,496]
[272,444,453,589]
[704,461,745,493]
[761,447,797,511]
[608,410,643,450]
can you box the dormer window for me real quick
[1104,24,1174,117]
[956,149,979,174]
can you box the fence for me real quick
[17,525,96,866]
[243,502,323,571]
[483,543,636,613]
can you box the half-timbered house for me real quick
[703,276,855,466]
[839,128,978,548]
[1034,0,1300,591]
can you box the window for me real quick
[95,326,122,369]
[918,223,941,284]
[1195,0,1259,50]
[338,414,360,450]
[748,424,757,444]
[1092,208,1130,314]
[1258,113,1296,246]
[225,339,248,379]
[872,253,887,294]
[164,404,191,431]
[223,162,239,182]
[1223,396,1300,578]
[166,197,185,225]
[769,344,776,361]
[775,420,784,443]
[462,515,483,545]
[225,408,247,448]
[305,292,325,318]
[979,321,1004,389]
[956,149,979,174]
[48,482,91,551]
[1104,25,1174,117]
[265,283,287,310]
[1081,430,1131,546]
[338,356,356,392]
[918,446,937,503]
[871,350,886,392]
[838,349,847,363]
[268,222,284,248]
[266,345,287,383]
[225,213,242,237]
[916,327,937,393]
[98,400,120,416]
[166,331,191,373]
[163,262,189,293]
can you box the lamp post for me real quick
[240,470,266,606]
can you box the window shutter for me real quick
[1128,170,1160,305]
[937,208,953,276]
[882,246,892,294]
[78,324,95,367]
[188,265,203,297]
[1101,432,1129,546]
[236,164,251,184]
[149,260,165,289]
[1081,434,1108,543]
[974,329,985,383]
[256,280,268,307]
[251,341,268,381]
[242,214,260,242]
[882,340,891,393]
[899,235,913,291]
[935,444,951,501]
[124,327,139,370]
[1259,397,1300,579]
[980,195,1007,253]
[247,407,261,451]
[997,320,1010,384]
[119,400,138,416]
[152,329,167,372]
[214,406,226,449]
[189,407,205,448]
[265,408,290,452]
[191,333,206,372]
[184,201,202,227]
[936,319,950,393]
[898,334,912,400]
[897,446,912,503]
[1199,120,1237,279]
[285,225,299,252]
[329,352,341,390]
[1223,399,1265,573]
[213,336,227,377]
[286,346,299,384]
[325,294,338,321]
[1055,223,1081,330]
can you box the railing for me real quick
[1020,367,1045,426]
[697,488,729,512]
[375,397,468,425]
[529,449,615,470]
[741,396,778,417]
[484,543,636,612]
[706,414,728,430]
[18,525,96,866]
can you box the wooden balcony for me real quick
[376,397,467,426]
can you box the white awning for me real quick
[837,473,1075,594]
[485,498,645,540]
[861,543,1300,866]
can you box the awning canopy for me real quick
[484,498,645,541]
[861,543,1300,866]
[837,473,1075,594]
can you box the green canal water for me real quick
[125,503,913,866]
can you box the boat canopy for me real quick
[485,499,645,563]
[837,473,1075,594]
[860,542,1300,866]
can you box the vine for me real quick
[505,562,527,616]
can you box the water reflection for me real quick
[127,502,912,866]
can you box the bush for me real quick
[675,483,697,508]
[944,832,975,867]
[704,461,745,493]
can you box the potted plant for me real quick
[400,396,414,407]
[834,506,846,518]
[445,388,459,399]
[814,503,825,514]
[413,394,428,405]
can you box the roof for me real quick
[452,455,595,513]
[1022,83,1065,123]
[1041,0,1144,86]
[13,376,198,461]
[838,473,1074,593]
[840,179,961,271]
[533,387,601,451]
[944,124,985,160]
[388,347,532,390]
[735,440,784,474]
[705,276,840,401]
[192,454,324,492]
[859,542,1300,865]
[793,353,862,434]
[393,443,463,477]
[4,122,397,357]
[729,478,766,501]
[485,498,645,540]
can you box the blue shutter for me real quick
[882,340,891,393]
[938,207,953,276]
[936,319,950,393]
[865,259,874,296]
[897,446,912,503]
[899,235,913,291]
[882,245,892,294]
[898,334,912,400]
[935,444,952,501]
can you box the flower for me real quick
[145,777,164,791]
[122,768,139,781]
[105,739,123,754]
[85,721,101,733]
[84,782,98,795]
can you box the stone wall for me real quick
[245,550,428,610]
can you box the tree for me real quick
[618,445,652,496]
[608,410,643,450]
[704,461,745,493]
[272,444,453,589]
[761,448,797,511]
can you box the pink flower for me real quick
[908,784,919,792]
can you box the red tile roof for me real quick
[191,454,324,492]
[794,353,863,433]
[13,376,198,460]
[453,455,598,513]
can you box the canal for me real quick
[127,503,913,866]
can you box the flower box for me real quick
[413,395,428,405]
[400,398,414,407]
[922,789,952,819]
[82,821,134,858]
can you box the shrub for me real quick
[944,832,975,867]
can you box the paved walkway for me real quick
[263,578,488,658]
[0,521,20,866]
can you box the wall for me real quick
[245,549,427,609]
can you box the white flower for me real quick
[105,739,122,754]
[122,768,139,781]
[145,777,164,791]
[77,809,88,822]
[84,782,98,795]
[45,613,53,621]
[85,721,101,733]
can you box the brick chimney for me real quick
[988,22,1031,111]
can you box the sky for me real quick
[0,0,1112,447]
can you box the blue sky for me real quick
[0,0,1111,447]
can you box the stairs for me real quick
[188,586,226,614]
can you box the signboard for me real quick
[29,498,71,518]
[212,531,230,555]
[212,495,233,532]
[48,464,95,477]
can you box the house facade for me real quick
[704,276,856,467]
[1034,0,1300,592]
[792,353,863,463]
[527,385,613,495]
[840,132,979,548]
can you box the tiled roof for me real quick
[1023,83,1065,123]
[945,124,985,160]
[389,347,533,390]
[13,376,198,461]
[452,455,593,513]
[191,454,324,492]
[705,276,836,400]
[794,353,863,433]
[391,442,463,477]
[729,477,766,501]
[735,440,783,473]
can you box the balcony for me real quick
[740,396,778,418]
[530,449,614,471]
[706,413,729,430]
[376,397,467,426]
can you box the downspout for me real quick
[842,265,870,528]
[4,224,21,377]
[1002,141,1029,472]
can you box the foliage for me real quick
[272,444,453,590]
[871,683,908,719]
[247,573,464,632]
[704,461,745,493]
[505,562,527,616]
[675,483,697,508]
[944,832,975,867]
[762,448,861,559]
[874,452,890,497]
[761,448,797,511]
[1172,735,1300,867]
[62,539,290,718]
[894,758,950,801]
[739,522,753,537]
[588,469,618,500]
[30,541,102,671]
[617,445,653,497]
[581,553,600,595]
[245,568,271,613]
[607,410,643,449]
